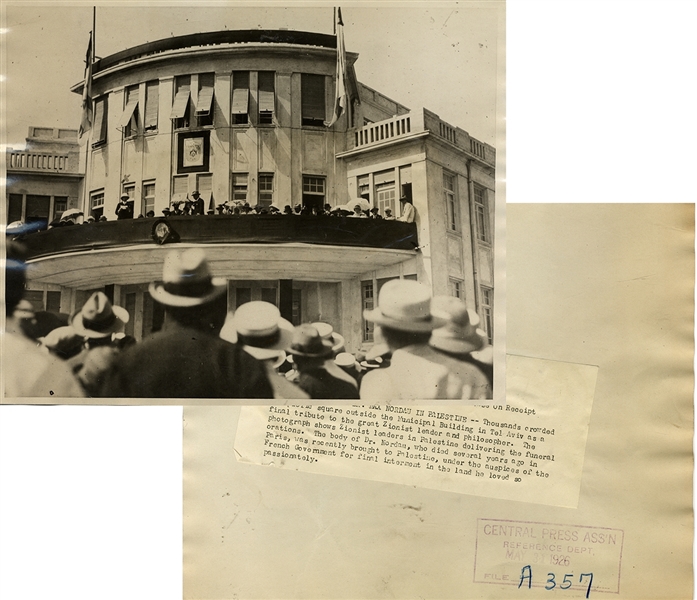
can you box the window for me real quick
[235,287,251,309]
[449,278,463,299]
[362,281,375,342]
[374,169,396,216]
[142,182,156,216]
[123,183,135,202]
[46,291,62,314]
[473,184,491,243]
[232,173,248,202]
[197,174,213,210]
[144,81,159,132]
[90,190,105,219]
[232,71,249,125]
[480,286,493,344]
[291,289,302,326]
[261,287,277,306]
[258,174,274,206]
[8,194,23,223]
[172,175,188,205]
[302,175,326,212]
[258,71,275,124]
[357,174,370,201]
[53,196,68,221]
[121,85,140,138]
[196,73,214,127]
[301,74,326,126]
[444,172,458,231]
[25,195,50,224]
[124,293,137,337]
[92,96,108,146]
[171,76,191,129]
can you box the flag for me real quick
[325,8,348,127]
[78,32,93,144]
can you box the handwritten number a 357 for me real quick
[518,567,594,598]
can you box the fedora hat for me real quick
[429,295,488,355]
[364,279,445,332]
[288,324,333,359]
[72,291,129,338]
[310,322,345,354]
[148,248,226,307]
[220,301,294,361]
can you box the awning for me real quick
[231,88,249,115]
[195,86,214,116]
[170,88,190,119]
[119,96,139,127]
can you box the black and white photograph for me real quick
[3,3,504,401]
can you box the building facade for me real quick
[8,29,495,353]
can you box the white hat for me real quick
[334,352,357,368]
[364,279,446,332]
[311,321,345,353]
[148,249,227,307]
[71,291,129,338]
[220,301,294,361]
[429,296,488,355]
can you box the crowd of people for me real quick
[5,246,491,400]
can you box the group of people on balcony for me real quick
[5,246,491,401]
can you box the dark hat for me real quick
[191,190,201,197]
[71,291,129,338]
[288,324,333,358]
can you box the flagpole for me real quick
[83,6,96,217]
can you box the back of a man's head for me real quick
[163,294,228,336]
[380,325,431,351]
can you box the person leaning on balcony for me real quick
[100,248,273,399]
[116,193,135,220]
[359,279,464,400]
[190,191,205,215]
[350,204,367,218]
[384,208,395,220]
[398,195,415,223]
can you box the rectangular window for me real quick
[142,182,156,216]
[121,85,140,138]
[124,292,137,337]
[449,278,463,299]
[258,173,274,207]
[258,71,275,124]
[90,190,105,219]
[92,96,108,146]
[357,174,370,201]
[291,289,302,326]
[196,73,214,127]
[171,76,191,129]
[171,175,188,207]
[261,287,277,306]
[232,71,250,125]
[144,81,159,132]
[301,73,326,126]
[480,286,493,344]
[123,183,135,202]
[197,174,213,210]
[474,184,491,243]
[235,287,251,309]
[444,172,458,231]
[8,194,23,223]
[362,281,375,342]
[302,175,326,212]
[46,291,61,314]
[25,195,50,224]
[374,169,396,216]
[232,173,248,202]
[53,196,68,221]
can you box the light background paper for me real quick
[1,2,696,599]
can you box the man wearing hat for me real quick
[67,292,131,396]
[359,279,462,400]
[428,296,493,399]
[190,191,205,215]
[220,301,308,399]
[115,193,134,220]
[101,249,272,398]
[397,195,415,223]
[310,322,359,391]
[288,325,360,399]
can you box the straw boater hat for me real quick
[71,291,129,338]
[429,295,488,355]
[363,279,446,332]
[334,352,357,369]
[219,301,294,361]
[148,248,226,307]
[310,322,345,354]
[288,324,333,359]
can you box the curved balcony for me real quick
[16,215,419,287]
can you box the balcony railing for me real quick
[349,108,495,166]
[7,150,72,173]
[14,214,419,261]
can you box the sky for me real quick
[1,2,502,149]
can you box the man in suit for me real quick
[190,190,205,215]
[100,249,272,398]
[115,193,134,220]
